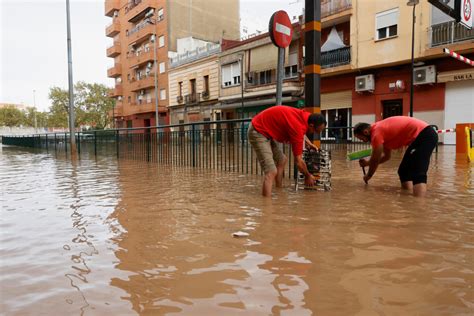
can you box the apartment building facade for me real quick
[105,0,239,128]
[168,41,221,124]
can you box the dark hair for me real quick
[353,122,371,135]
[308,114,327,127]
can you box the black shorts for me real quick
[398,126,438,185]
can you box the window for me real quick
[128,96,131,103]
[159,62,165,73]
[376,8,398,40]
[190,79,196,94]
[158,8,164,21]
[160,88,166,100]
[284,65,298,78]
[178,81,183,97]
[127,120,133,128]
[158,35,165,47]
[203,75,209,93]
[259,70,272,85]
[221,62,241,87]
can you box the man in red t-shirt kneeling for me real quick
[354,116,438,197]
[248,105,327,197]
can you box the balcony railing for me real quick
[321,0,352,19]
[185,93,200,105]
[105,0,120,17]
[108,84,123,97]
[107,64,122,78]
[130,76,156,92]
[127,23,154,44]
[430,21,474,47]
[128,49,154,68]
[106,42,121,57]
[321,46,351,69]
[106,19,120,37]
[127,100,157,115]
[177,95,184,103]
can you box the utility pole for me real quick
[33,89,37,130]
[304,0,322,147]
[66,0,77,159]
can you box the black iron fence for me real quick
[1,120,369,178]
[430,21,474,47]
[321,46,351,69]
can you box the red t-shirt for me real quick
[370,116,428,150]
[251,105,310,156]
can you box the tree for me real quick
[0,106,26,127]
[47,82,115,130]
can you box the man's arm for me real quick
[361,145,384,183]
[295,154,315,186]
[304,135,319,150]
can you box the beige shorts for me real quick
[247,123,286,173]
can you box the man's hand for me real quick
[359,158,369,167]
[305,174,316,187]
[363,174,371,184]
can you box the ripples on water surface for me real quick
[0,145,473,315]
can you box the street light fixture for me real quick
[407,0,419,118]
[145,9,159,127]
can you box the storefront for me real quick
[438,68,474,144]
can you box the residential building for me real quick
[105,0,239,128]
[217,22,303,120]
[168,39,221,124]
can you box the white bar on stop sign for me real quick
[275,23,291,36]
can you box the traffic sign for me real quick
[269,10,293,48]
[460,0,473,29]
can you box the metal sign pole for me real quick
[276,47,285,105]
[66,0,77,159]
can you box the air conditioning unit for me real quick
[355,74,375,93]
[146,62,153,68]
[414,65,436,85]
[140,90,145,95]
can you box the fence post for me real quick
[77,133,81,155]
[115,130,119,159]
[54,133,57,152]
[94,131,97,157]
[192,124,196,167]
[64,133,68,155]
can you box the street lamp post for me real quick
[407,0,419,117]
[145,10,159,127]
[33,89,37,130]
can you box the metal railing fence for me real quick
[1,120,369,178]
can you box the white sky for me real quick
[0,0,303,111]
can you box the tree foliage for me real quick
[0,106,27,127]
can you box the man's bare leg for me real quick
[413,183,427,197]
[275,155,288,188]
[262,170,277,197]
[401,181,413,191]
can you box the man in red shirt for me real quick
[248,105,327,197]
[354,116,438,197]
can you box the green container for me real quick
[347,148,372,161]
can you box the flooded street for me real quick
[1,145,473,315]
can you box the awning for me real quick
[321,90,352,110]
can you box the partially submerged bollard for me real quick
[296,149,332,191]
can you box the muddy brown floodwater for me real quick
[1,144,473,315]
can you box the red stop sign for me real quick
[269,10,293,48]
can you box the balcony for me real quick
[107,64,122,78]
[321,46,351,69]
[127,100,157,115]
[127,23,154,45]
[185,93,200,105]
[129,50,154,68]
[130,76,156,92]
[108,84,123,97]
[105,0,119,17]
[125,0,154,23]
[322,0,352,19]
[106,19,120,37]
[106,42,121,57]
[176,95,184,104]
[430,21,474,47]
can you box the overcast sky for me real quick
[0,0,303,111]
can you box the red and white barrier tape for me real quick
[443,48,474,67]
[437,128,456,133]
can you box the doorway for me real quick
[382,99,403,118]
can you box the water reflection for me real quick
[1,145,473,315]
